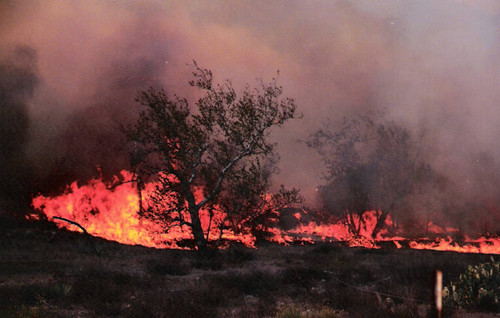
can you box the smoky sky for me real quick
[0,45,38,213]
[1,0,500,225]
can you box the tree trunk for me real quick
[184,183,208,250]
[371,210,389,239]
[188,206,208,250]
[346,211,361,236]
[136,174,144,216]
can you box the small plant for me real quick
[53,282,73,298]
[443,257,500,311]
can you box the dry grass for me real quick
[0,218,498,317]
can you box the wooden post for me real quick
[434,270,443,318]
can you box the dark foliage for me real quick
[124,62,301,249]
[307,112,444,238]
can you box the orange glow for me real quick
[408,237,500,254]
[287,211,393,247]
[32,170,500,254]
[32,171,256,249]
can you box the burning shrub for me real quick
[306,112,443,239]
[443,257,500,311]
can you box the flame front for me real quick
[32,171,255,249]
[32,170,500,254]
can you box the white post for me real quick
[435,270,443,318]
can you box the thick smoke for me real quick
[1,0,500,233]
[0,45,38,214]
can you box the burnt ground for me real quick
[0,216,498,318]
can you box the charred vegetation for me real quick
[1,223,497,318]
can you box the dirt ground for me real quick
[1,218,498,317]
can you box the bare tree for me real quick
[124,62,300,250]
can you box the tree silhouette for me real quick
[125,62,300,249]
[308,112,437,238]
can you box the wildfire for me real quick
[32,171,255,249]
[409,237,500,254]
[32,170,500,254]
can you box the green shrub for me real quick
[443,257,499,311]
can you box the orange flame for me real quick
[32,171,255,249]
[32,170,500,254]
[408,237,500,254]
